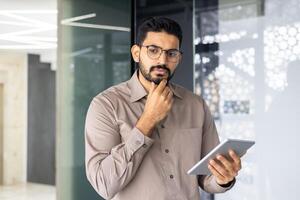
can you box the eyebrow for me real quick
[145,44,179,51]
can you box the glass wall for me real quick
[194,0,300,199]
[57,0,131,199]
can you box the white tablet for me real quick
[187,138,255,175]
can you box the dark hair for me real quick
[137,17,183,47]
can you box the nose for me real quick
[157,50,167,65]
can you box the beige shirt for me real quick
[85,70,234,200]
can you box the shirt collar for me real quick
[128,70,183,103]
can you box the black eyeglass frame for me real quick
[140,44,183,63]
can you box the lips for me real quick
[149,66,170,77]
[154,68,166,75]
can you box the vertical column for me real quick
[0,84,3,185]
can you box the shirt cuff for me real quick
[217,178,236,188]
[211,176,236,192]
[125,127,154,156]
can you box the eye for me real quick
[167,50,179,57]
[148,46,160,54]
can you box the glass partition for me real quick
[194,0,300,199]
[57,1,131,199]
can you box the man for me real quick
[85,17,241,200]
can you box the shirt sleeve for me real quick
[85,94,154,199]
[197,99,235,193]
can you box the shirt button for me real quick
[165,149,169,153]
[142,144,147,148]
[170,175,174,179]
[161,124,165,128]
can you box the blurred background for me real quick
[0,0,299,199]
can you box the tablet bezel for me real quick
[187,138,255,175]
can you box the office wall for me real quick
[0,52,27,185]
[0,84,3,184]
[27,54,55,185]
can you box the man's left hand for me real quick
[208,149,241,186]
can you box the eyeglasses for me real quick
[141,45,182,63]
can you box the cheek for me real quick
[140,54,154,68]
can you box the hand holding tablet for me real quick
[187,138,255,175]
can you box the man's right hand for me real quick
[136,79,173,136]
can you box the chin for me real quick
[152,77,169,85]
[152,79,162,85]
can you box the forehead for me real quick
[142,31,180,49]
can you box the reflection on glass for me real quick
[264,23,300,91]
[57,1,131,200]
[194,0,300,199]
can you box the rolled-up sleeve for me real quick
[85,95,154,199]
[198,100,235,193]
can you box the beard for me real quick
[138,61,175,85]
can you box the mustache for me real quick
[149,65,170,74]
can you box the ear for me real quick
[131,44,140,62]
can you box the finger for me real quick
[209,159,230,178]
[229,150,241,169]
[216,155,236,176]
[208,163,225,182]
[161,87,171,99]
[209,160,234,184]
[166,90,173,101]
[155,79,167,94]
[166,93,174,110]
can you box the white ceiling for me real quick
[0,0,57,68]
[0,0,56,10]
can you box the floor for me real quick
[0,183,55,200]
